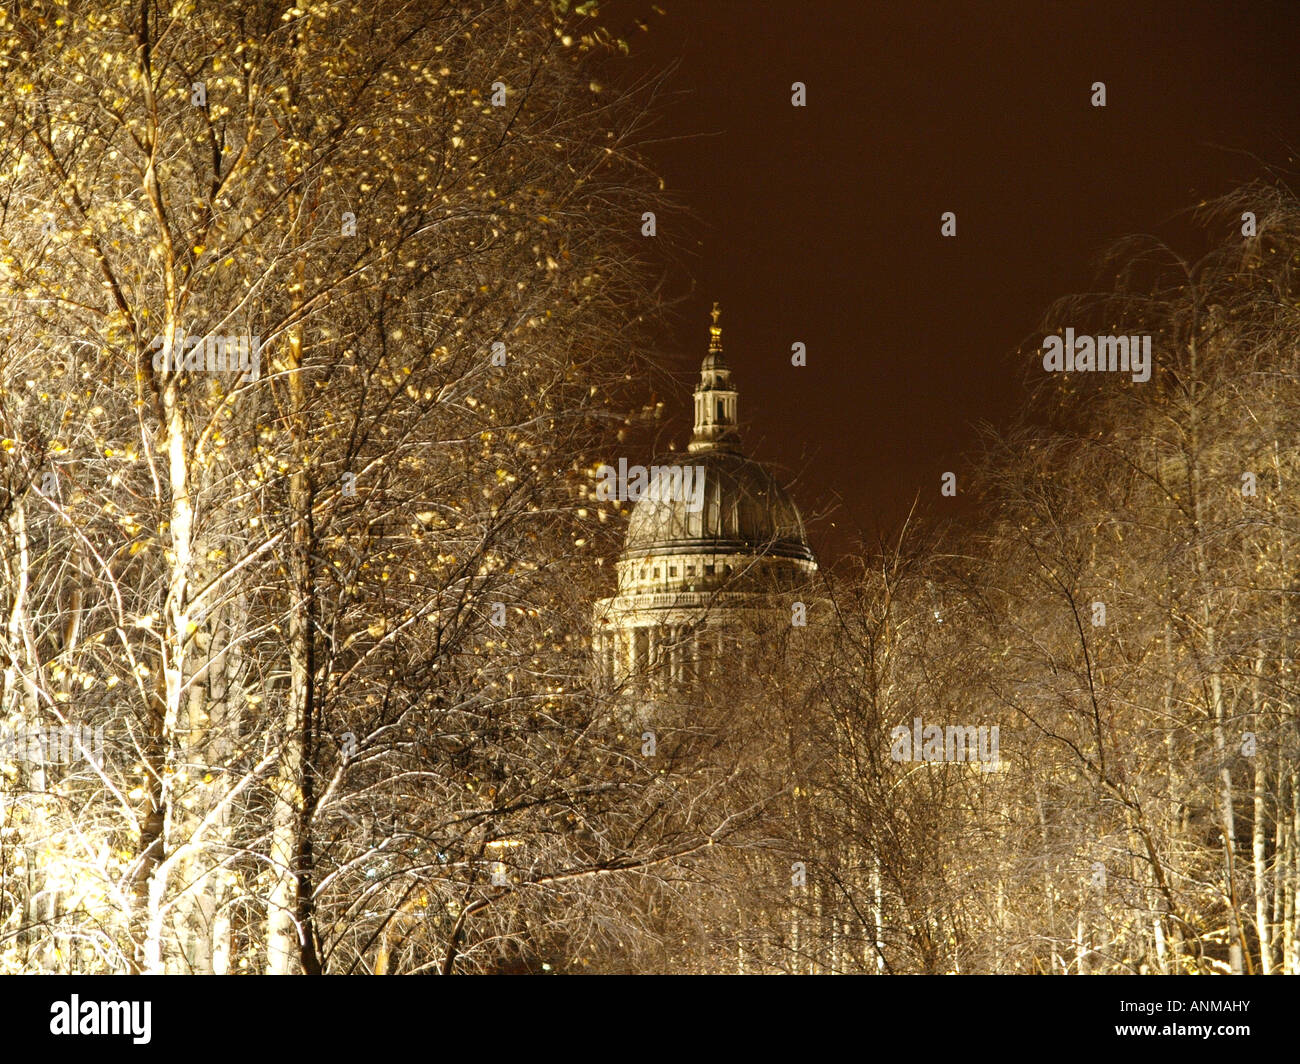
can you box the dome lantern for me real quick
[690,302,741,453]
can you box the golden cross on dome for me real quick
[709,302,723,352]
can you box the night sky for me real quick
[611,0,1300,555]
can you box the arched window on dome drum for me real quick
[716,399,724,421]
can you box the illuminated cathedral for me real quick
[592,305,819,701]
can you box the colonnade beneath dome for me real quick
[592,609,788,700]
[594,623,708,689]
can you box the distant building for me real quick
[593,305,819,703]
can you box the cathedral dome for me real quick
[623,450,814,563]
[620,302,814,565]
[591,302,820,695]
